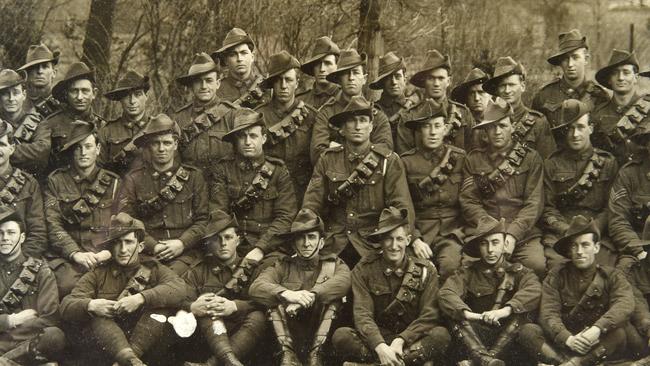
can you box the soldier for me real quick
[623,223,650,366]
[99,70,151,176]
[532,29,609,128]
[0,69,51,181]
[43,61,105,173]
[439,216,542,366]
[459,99,546,276]
[399,102,467,278]
[0,207,65,366]
[518,215,639,365]
[212,28,268,108]
[18,43,61,119]
[208,108,296,269]
[309,49,393,163]
[302,95,413,266]
[60,213,188,366]
[369,52,418,139]
[45,121,120,296]
[297,36,340,110]
[450,68,491,123]
[542,99,619,268]
[256,51,318,201]
[396,49,473,154]
[173,52,236,172]
[182,210,267,366]
[592,49,648,165]
[117,114,208,275]
[482,56,556,159]
[249,208,350,366]
[332,206,451,366]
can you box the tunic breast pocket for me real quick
[504,164,531,197]
[169,189,195,224]
[325,170,347,196]
[368,282,393,309]
[207,129,232,159]
[51,130,68,152]
[550,171,576,192]
[57,193,83,225]
[439,172,462,204]
[360,172,383,211]
[254,187,278,220]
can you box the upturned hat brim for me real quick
[59,131,94,153]
[104,77,150,101]
[547,39,588,66]
[596,56,639,89]
[176,65,220,86]
[553,224,600,258]
[325,53,367,84]
[211,35,256,61]
[328,107,373,128]
[52,70,95,102]
[366,214,409,241]
[483,71,522,96]
[301,53,335,76]
[409,62,451,89]
[17,51,60,71]
[369,59,406,90]
[202,217,239,241]
[0,71,26,92]
[222,116,265,144]
[403,111,447,130]
[450,76,489,104]
[463,219,507,258]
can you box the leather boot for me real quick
[269,307,301,366]
[307,302,340,366]
[402,335,441,365]
[114,348,147,366]
[559,344,607,366]
[208,332,243,366]
[537,342,568,364]
[452,322,504,366]
[632,355,650,366]
[488,318,520,358]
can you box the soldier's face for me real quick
[381,225,411,265]
[206,227,240,261]
[339,66,366,97]
[120,89,148,119]
[383,69,406,98]
[423,68,450,100]
[479,233,506,265]
[235,126,266,159]
[569,233,600,269]
[0,135,15,167]
[565,115,593,152]
[0,85,25,115]
[486,118,514,149]
[294,230,324,259]
[26,62,56,88]
[313,55,337,84]
[0,221,23,258]
[148,134,178,165]
[341,115,373,144]
[112,232,144,267]
[609,64,638,94]
[66,79,96,113]
[272,69,298,105]
[73,134,100,170]
[466,84,490,113]
[497,75,525,105]
[191,72,220,103]
[560,48,589,82]
[224,44,254,78]
[418,117,448,150]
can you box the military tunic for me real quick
[2,109,50,178]
[97,113,149,176]
[297,82,339,111]
[532,78,609,128]
[217,70,269,109]
[626,258,650,339]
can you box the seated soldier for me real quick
[439,216,542,366]
[332,206,451,366]
[0,207,65,366]
[182,210,267,366]
[60,213,188,366]
[518,215,641,365]
[249,209,350,366]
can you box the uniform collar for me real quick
[0,109,25,125]
[237,154,266,171]
[612,91,642,113]
[345,143,371,162]
[0,165,14,182]
[568,262,597,279]
[566,145,594,161]
[65,106,94,121]
[0,252,26,271]
[511,100,527,121]
[72,166,100,183]
[110,260,141,277]
[560,77,589,97]
[420,144,447,162]
[207,254,240,274]
[270,98,299,116]
[313,82,338,96]
[225,70,259,89]
[382,255,408,278]
[377,92,407,109]
[293,254,320,270]
[193,96,220,115]
[488,143,513,161]
[122,113,149,130]
[150,160,180,179]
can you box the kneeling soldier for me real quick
[332,206,451,366]
[0,207,65,365]
[60,213,188,366]
[249,209,351,366]
[183,210,267,366]
[439,216,541,366]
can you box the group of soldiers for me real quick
[1,24,650,366]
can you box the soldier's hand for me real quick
[504,234,517,255]
[285,303,302,317]
[639,251,648,260]
[280,290,315,308]
[208,298,237,318]
[88,299,118,318]
[8,309,38,327]
[114,294,145,315]
[480,307,511,326]
[244,248,264,262]
[578,326,601,346]
[565,335,591,355]
[72,252,99,271]
[94,250,112,263]
[412,239,433,259]
[190,293,216,317]
[374,343,404,366]
[389,337,405,358]
[157,240,184,260]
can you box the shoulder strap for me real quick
[266,101,311,146]
[417,147,456,194]
[0,169,27,205]
[33,96,62,119]
[512,112,536,145]
[117,265,153,300]
[231,161,277,212]
[555,152,605,208]
[382,258,426,318]
[136,166,191,215]
[616,97,650,140]
[0,257,43,313]
[327,150,382,205]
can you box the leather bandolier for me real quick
[116,265,152,301]
[231,161,276,212]
[474,142,529,198]
[181,103,233,145]
[327,151,382,205]
[555,153,605,209]
[136,166,190,216]
[0,257,43,313]
[61,170,117,224]
[0,169,27,206]
[416,147,456,196]
[266,101,313,146]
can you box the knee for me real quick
[424,326,451,350]
[36,327,66,358]
[436,242,462,278]
[244,310,268,335]
[332,327,357,350]
[517,324,545,347]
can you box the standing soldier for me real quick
[400,103,467,278]
[542,100,619,268]
[0,69,51,179]
[439,216,542,366]
[256,51,317,202]
[302,95,413,266]
[450,68,491,123]
[45,121,120,296]
[532,29,609,128]
[117,114,208,275]
[18,43,61,119]
[297,36,340,110]
[212,28,268,109]
[60,213,188,366]
[249,208,350,366]
[182,210,267,366]
[0,207,65,366]
[591,49,648,165]
[459,99,546,276]
[309,49,393,163]
[482,57,557,159]
[208,108,296,269]
[396,49,473,154]
[332,207,451,366]
[98,70,151,176]
[173,52,236,172]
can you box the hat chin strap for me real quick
[295,238,323,260]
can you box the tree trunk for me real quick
[358,0,383,100]
[81,0,117,84]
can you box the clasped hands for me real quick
[464,306,512,326]
[87,294,145,318]
[190,293,238,319]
